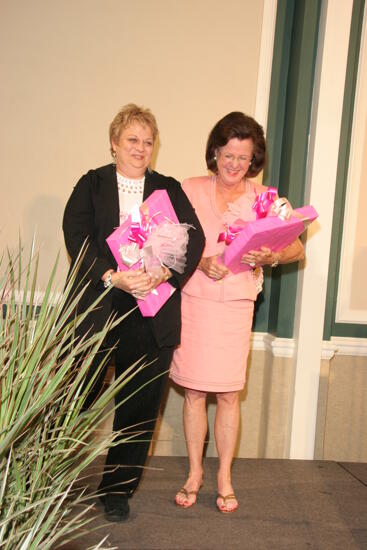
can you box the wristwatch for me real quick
[103,272,114,288]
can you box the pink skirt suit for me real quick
[170,176,267,392]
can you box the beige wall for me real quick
[316,355,367,462]
[0,0,264,287]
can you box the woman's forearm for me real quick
[276,238,305,265]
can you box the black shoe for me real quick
[99,493,130,522]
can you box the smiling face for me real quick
[112,120,154,179]
[216,137,254,187]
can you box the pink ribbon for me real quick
[127,204,152,248]
[217,187,283,246]
[252,187,277,219]
[271,198,292,221]
[128,220,149,248]
[217,224,244,245]
[127,207,166,249]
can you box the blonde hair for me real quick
[109,103,159,156]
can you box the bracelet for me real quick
[271,253,280,268]
[103,271,114,288]
[161,265,170,282]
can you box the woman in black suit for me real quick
[63,103,205,522]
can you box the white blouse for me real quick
[117,172,144,224]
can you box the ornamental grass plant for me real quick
[0,242,145,549]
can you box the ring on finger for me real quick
[249,261,256,267]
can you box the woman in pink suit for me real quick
[170,112,304,513]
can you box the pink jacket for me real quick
[182,176,268,302]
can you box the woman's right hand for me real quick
[198,255,229,280]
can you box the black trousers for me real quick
[95,294,174,497]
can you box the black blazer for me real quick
[63,163,205,347]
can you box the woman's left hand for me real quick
[241,247,279,267]
[132,266,171,299]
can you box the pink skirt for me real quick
[170,294,254,392]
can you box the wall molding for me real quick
[250,332,295,357]
[250,332,367,358]
[336,1,367,325]
[320,341,337,361]
[329,336,367,357]
[323,0,367,338]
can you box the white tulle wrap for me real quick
[118,206,192,275]
[143,221,192,274]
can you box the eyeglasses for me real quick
[218,152,253,163]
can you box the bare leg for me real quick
[214,391,240,512]
[175,388,207,507]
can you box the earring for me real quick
[214,155,217,161]
[112,150,116,160]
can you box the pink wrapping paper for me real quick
[106,190,178,317]
[223,205,318,274]
[136,282,175,317]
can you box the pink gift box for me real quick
[106,190,178,317]
[223,205,318,274]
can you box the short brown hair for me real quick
[206,112,266,177]
[109,103,159,156]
